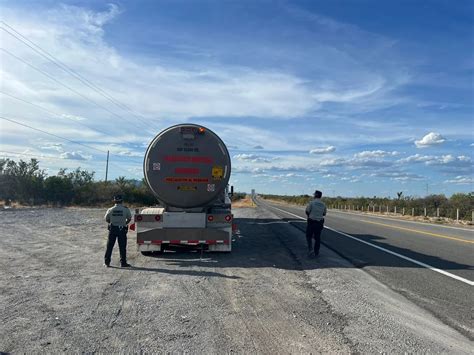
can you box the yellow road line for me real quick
[360,219,474,244]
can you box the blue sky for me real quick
[0,0,472,197]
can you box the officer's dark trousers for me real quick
[306,219,324,254]
[104,226,127,265]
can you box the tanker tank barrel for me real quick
[143,124,231,209]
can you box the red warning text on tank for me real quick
[164,155,213,164]
[165,177,210,183]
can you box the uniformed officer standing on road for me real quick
[305,190,327,257]
[104,195,132,267]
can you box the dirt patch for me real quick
[232,195,256,208]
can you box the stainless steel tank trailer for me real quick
[131,124,234,254]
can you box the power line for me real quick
[0,47,139,129]
[1,115,142,176]
[0,90,149,159]
[0,21,160,131]
[0,90,113,139]
[0,149,101,167]
[1,150,68,161]
[1,115,108,154]
[0,150,141,179]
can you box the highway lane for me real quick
[325,210,473,282]
[256,198,474,340]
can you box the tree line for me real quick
[260,192,473,221]
[2,158,470,219]
[0,158,246,207]
[0,158,156,206]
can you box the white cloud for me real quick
[61,113,86,121]
[233,153,273,163]
[398,154,471,167]
[0,4,325,146]
[370,171,424,181]
[354,150,399,158]
[60,151,90,160]
[415,132,446,148]
[40,143,63,152]
[319,158,346,167]
[398,154,433,163]
[309,146,336,154]
[444,176,474,185]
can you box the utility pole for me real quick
[425,182,429,197]
[105,150,109,183]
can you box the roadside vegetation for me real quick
[230,192,246,202]
[0,158,156,207]
[260,192,473,221]
[1,158,471,220]
[0,158,246,207]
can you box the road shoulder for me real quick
[257,203,472,353]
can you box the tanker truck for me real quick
[132,124,233,254]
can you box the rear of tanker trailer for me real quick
[134,124,233,254]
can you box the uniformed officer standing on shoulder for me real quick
[305,190,327,257]
[104,195,132,267]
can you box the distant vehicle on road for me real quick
[132,124,233,254]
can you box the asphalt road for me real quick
[0,205,472,353]
[257,197,474,340]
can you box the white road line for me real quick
[329,209,474,232]
[263,202,474,287]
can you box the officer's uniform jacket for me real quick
[105,203,132,227]
[305,198,327,221]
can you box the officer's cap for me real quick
[113,195,123,202]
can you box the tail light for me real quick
[225,215,232,222]
[129,223,136,231]
[207,215,214,222]
[136,215,143,222]
[155,215,161,221]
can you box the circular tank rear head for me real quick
[143,124,231,208]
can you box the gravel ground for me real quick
[0,206,471,353]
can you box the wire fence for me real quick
[331,204,473,223]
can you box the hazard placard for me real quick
[212,166,223,180]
